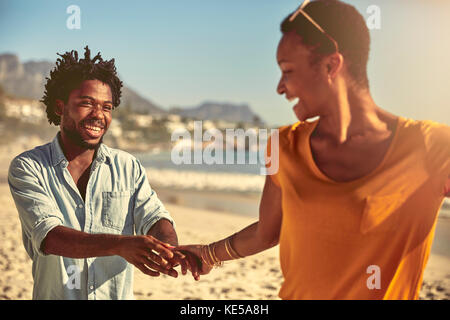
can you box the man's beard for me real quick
[63,126,104,150]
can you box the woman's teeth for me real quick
[290,97,300,105]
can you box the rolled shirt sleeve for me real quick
[8,156,64,257]
[132,159,175,236]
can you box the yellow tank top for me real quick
[266,116,450,299]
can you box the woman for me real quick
[176,0,450,299]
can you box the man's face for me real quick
[276,32,330,121]
[58,79,113,150]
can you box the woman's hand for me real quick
[175,244,214,279]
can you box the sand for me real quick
[0,141,448,300]
[134,204,282,300]
[130,203,450,300]
[0,184,449,300]
[0,182,282,300]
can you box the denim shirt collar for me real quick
[50,132,111,167]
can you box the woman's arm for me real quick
[223,174,282,258]
[176,174,282,273]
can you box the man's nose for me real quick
[89,104,106,118]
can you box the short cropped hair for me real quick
[41,46,123,125]
[281,0,370,89]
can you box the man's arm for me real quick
[147,218,201,278]
[131,160,199,278]
[8,156,182,278]
[43,225,178,277]
[147,218,178,246]
[42,226,123,257]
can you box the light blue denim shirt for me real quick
[8,132,174,300]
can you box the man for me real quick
[177,0,450,299]
[8,46,198,300]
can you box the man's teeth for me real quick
[84,125,102,132]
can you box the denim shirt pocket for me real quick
[102,191,132,232]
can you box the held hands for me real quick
[176,245,215,278]
[175,238,244,278]
[117,236,246,281]
[117,235,207,280]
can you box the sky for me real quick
[0,0,449,126]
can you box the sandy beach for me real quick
[0,140,449,300]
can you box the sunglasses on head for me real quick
[289,0,339,53]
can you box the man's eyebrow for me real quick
[80,96,113,104]
[80,95,95,100]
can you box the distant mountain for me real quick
[0,53,52,99]
[170,101,266,125]
[120,86,166,115]
[0,53,166,114]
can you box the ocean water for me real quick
[134,150,264,175]
[134,150,450,219]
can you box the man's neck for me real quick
[58,132,97,166]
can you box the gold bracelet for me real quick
[225,238,240,259]
[201,245,214,267]
[225,237,242,259]
[207,243,222,268]
[224,238,235,260]
[207,243,215,265]
[211,242,223,268]
[229,234,244,259]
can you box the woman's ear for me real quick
[326,52,344,79]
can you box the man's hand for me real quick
[117,235,179,277]
[146,218,200,280]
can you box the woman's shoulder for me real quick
[274,120,317,145]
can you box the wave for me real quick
[144,167,450,219]
[146,167,265,193]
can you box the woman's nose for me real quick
[277,78,285,95]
